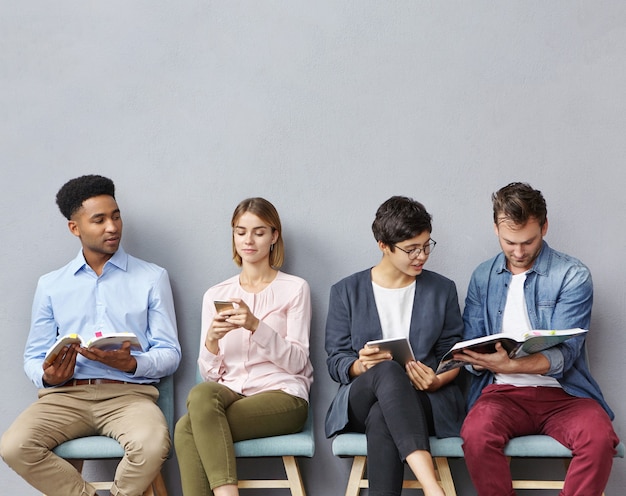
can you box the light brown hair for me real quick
[231,197,284,268]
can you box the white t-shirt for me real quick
[495,271,561,388]
[372,281,415,340]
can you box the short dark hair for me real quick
[371,196,432,248]
[56,175,116,220]
[492,182,547,227]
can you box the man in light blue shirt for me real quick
[0,175,181,496]
[458,182,619,496]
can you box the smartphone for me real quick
[214,300,235,313]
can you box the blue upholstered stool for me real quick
[332,432,625,496]
[45,375,174,496]
[194,369,315,495]
[332,434,461,496]
[233,406,315,496]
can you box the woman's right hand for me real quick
[350,344,393,377]
[204,314,238,354]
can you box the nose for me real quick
[512,245,524,258]
[413,250,428,260]
[105,218,119,232]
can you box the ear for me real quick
[271,229,279,244]
[493,223,499,236]
[68,220,81,238]
[378,240,389,253]
[541,218,549,237]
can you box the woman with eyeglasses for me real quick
[325,196,465,496]
[174,197,313,496]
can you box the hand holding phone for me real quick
[214,300,235,313]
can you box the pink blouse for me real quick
[198,271,313,401]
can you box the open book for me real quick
[44,332,142,366]
[435,328,588,374]
[366,337,415,366]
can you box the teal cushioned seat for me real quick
[332,433,465,458]
[234,407,315,458]
[53,375,174,460]
[332,432,625,460]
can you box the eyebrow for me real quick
[400,239,432,247]
[234,225,269,230]
[89,209,120,220]
[501,235,538,244]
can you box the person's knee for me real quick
[0,430,19,467]
[186,381,230,420]
[576,423,619,457]
[368,360,407,387]
[187,382,220,408]
[124,425,170,468]
[0,428,42,469]
[375,359,404,376]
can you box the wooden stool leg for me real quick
[142,471,168,496]
[434,457,457,496]
[283,455,306,496]
[344,456,367,496]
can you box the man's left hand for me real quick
[78,341,137,374]
[455,342,513,374]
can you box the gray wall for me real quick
[1,2,624,495]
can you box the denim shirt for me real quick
[462,241,614,419]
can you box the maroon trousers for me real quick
[461,384,619,496]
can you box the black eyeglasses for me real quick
[393,239,437,258]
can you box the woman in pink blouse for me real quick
[174,198,313,496]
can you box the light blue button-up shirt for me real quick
[24,246,181,388]
[463,241,614,419]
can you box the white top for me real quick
[372,280,415,340]
[496,271,560,388]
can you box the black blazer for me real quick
[325,268,465,438]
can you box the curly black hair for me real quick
[56,175,116,220]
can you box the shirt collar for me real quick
[495,240,550,276]
[70,245,128,275]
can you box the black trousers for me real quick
[347,360,434,496]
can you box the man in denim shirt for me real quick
[459,182,619,496]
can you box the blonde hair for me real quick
[231,197,284,268]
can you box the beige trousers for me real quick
[0,383,169,496]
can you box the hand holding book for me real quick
[435,328,587,374]
[44,332,142,367]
